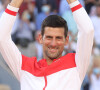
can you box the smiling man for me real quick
[40,15,69,65]
[0,0,94,90]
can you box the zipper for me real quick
[43,75,47,90]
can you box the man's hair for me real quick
[41,15,68,38]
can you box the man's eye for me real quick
[57,37,62,40]
[46,36,52,39]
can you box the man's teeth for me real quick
[51,49,56,50]
[49,48,57,50]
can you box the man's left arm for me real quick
[67,0,94,81]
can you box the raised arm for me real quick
[0,0,23,80]
[66,0,77,4]
[66,0,94,81]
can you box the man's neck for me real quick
[46,59,53,65]
[43,54,62,65]
[43,54,53,65]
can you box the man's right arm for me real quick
[0,0,23,80]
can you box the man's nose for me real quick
[50,39,57,47]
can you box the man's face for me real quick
[39,27,69,60]
[41,5,51,13]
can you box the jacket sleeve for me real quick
[0,5,22,81]
[69,1,94,81]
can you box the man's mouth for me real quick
[48,47,58,53]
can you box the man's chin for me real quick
[45,51,61,60]
[48,57,57,60]
[48,54,58,60]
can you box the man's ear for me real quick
[65,36,69,45]
[38,34,43,44]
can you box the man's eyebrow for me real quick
[46,36,53,38]
[56,36,63,38]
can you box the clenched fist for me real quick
[9,0,23,8]
[66,0,77,4]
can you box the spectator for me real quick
[34,31,43,61]
[89,6,96,17]
[0,0,11,17]
[56,0,60,11]
[91,2,100,52]
[27,1,37,41]
[16,2,36,46]
[63,31,77,55]
[18,0,29,18]
[85,0,95,14]
[88,56,100,90]
[36,3,55,30]
[36,0,58,13]
[18,0,37,18]
[82,74,90,90]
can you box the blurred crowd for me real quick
[0,0,100,90]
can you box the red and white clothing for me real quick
[0,1,94,90]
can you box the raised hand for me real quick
[9,0,23,8]
[66,0,77,4]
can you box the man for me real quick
[36,3,52,30]
[36,0,57,13]
[91,2,100,52]
[0,0,94,90]
[85,0,96,14]
[0,0,11,17]
[88,56,100,90]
